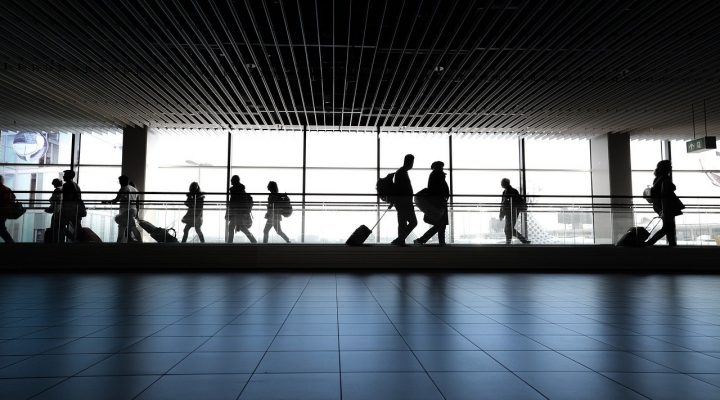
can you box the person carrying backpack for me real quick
[500,178,530,244]
[263,181,290,243]
[645,160,684,246]
[414,161,449,245]
[391,154,417,246]
[227,175,257,243]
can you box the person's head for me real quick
[501,178,511,189]
[189,181,200,193]
[62,170,75,182]
[230,175,240,186]
[431,161,444,171]
[51,178,62,188]
[403,154,415,169]
[267,181,278,193]
[655,160,672,177]
[118,175,129,186]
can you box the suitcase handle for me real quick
[370,205,393,231]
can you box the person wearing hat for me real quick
[646,160,684,246]
[414,161,450,246]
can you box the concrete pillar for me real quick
[590,133,633,244]
[121,125,148,192]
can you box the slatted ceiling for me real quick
[0,1,719,139]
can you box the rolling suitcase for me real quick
[138,219,179,243]
[616,217,660,247]
[346,206,391,246]
[78,227,102,243]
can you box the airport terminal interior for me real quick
[1,0,720,399]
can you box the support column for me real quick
[121,125,148,192]
[590,132,633,244]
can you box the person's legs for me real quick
[437,225,446,245]
[226,221,236,243]
[511,212,529,243]
[116,223,128,243]
[416,226,438,244]
[182,224,191,242]
[394,202,417,244]
[239,226,257,243]
[273,221,290,243]
[130,226,143,242]
[664,216,677,246]
[195,226,205,243]
[504,215,513,244]
[0,218,14,243]
[263,220,272,243]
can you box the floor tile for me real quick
[414,350,506,371]
[527,335,615,351]
[560,350,672,372]
[517,371,648,400]
[430,371,546,400]
[689,373,720,388]
[239,373,340,400]
[339,335,410,351]
[137,374,250,400]
[269,335,339,351]
[256,351,339,373]
[198,336,275,352]
[44,337,143,354]
[122,336,208,353]
[342,372,444,400]
[0,378,64,399]
[0,338,75,356]
[633,351,720,373]
[0,354,108,378]
[402,335,477,350]
[168,352,264,374]
[465,334,549,350]
[603,372,720,400]
[488,351,590,372]
[339,323,398,335]
[79,352,186,376]
[340,351,423,372]
[33,375,158,400]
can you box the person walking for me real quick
[0,175,16,243]
[44,178,64,243]
[61,170,84,241]
[500,178,530,244]
[391,154,417,246]
[181,182,205,243]
[262,181,290,243]
[103,175,143,243]
[414,161,450,246]
[227,175,257,243]
[645,160,684,246]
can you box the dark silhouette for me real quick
[500,178,530,244]
[61,170,84,241]
[414,161,449,246]
[0,175,16,243]
[181,182,205,243]
[646,160,684,246]
[103,175,142,243]
[44,178,64,243]
[391,154,417,246]
[263,181,290,243]
[226,175,257,243]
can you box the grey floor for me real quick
[0,273,719,400]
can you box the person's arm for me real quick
[102,190,122,204]
[660,179,673,218]
[499,192,506,219]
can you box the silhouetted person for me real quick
[0,175,16,243]
[61,170,84,241]
[263,181,290,243]
[103,175,142,243]
[500,178,530,245]
[646,160,683,246]
[415,161,449,246]
[45,178,64,243]
[227,175,256,243]
[181,182,205,243]
[391,154,417,246]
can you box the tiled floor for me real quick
[0,273,719,400]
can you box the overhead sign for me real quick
[686,137,716,153]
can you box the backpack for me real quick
[515,194,528,211]
[376,173,396,203]
[277,193,293,217]
[241,193,254,212]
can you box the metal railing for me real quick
[3,190,720,246]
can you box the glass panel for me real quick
[77,166,123,198]
[630,140,662,171]
[232,129,303,168]
[524,138,590,170]
[306,130,376,168]
[1,131,72,164]
[525,171,592,204]
[452,136,519,169]
[78,131,123,165]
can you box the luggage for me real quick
[616,217,660,247]
[6,201,26,220]
[277,193,293,217]
[346,206,391,246]
[414,188,443,225]
[78,227,102,243]
[139,219,179,243]
[376,173,396,203]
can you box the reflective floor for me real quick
[0,273,719,400]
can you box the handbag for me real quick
[7,201,26,220]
